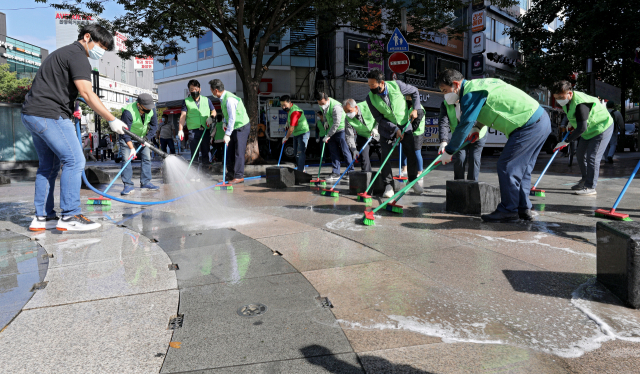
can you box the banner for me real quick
[135,57,154,69]
[115,32,127,52]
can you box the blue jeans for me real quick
[293,132,310,171]
[327,130,353,175]
[118,139,152,186]
[496,111,551,213]
[21,114,85,217]
[604,129,618,158]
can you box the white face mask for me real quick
[320,102,329,111]
[346,111,356,119]
[556,98,570,107]
[88,42,105,60]
[444,92,459,105]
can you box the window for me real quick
[406,51,426,77]
[137,71,143,78]
[198,31,213,60]
[437,59,460,75]
[484,18,495,41]
[518,0,528,10]
[346,39,368,68]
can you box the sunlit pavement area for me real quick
[1,150,640,373]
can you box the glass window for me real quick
[519,0,528,10]
[484,18,495,41]
[346,39,368,67]
[137,71,143,78]
[437,59,460,75]
[198,31,213,50]
[496,21,508,47]
[406,51,426,77]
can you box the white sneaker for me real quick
[383,185,394,198]
[29,216,59,231]
[56,214,101,231]
[575,188,597,196]
[412,182,424,194]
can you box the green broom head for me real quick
[529,188,545,197]
[594,208,632,221]
[385,201,403,214]
[320,188,339,197]
[393,176,407,183]
[86,205,111,212]
[310,179,326,187]
[362,209,375,226]
[215,183,233,191]
[86,198,112,205]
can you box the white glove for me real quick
[466,127,481,143]
[352,149,359,159]
[128,147,138,160]
[438,142,447,155]
[108,118,128,135]
[554,141,569,152]
[205,116,214,128]
[371,128,379,141]
[323,136,330,143]
[282,136,289,144]
[224,135,231,144]
[440,151,453,165]
[178,130,184,141]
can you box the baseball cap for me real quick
[137,93,156,109]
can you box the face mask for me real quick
[320,102,329,111]
[138,105,150,114]
[556,98,570,106]
[88,42,105,60]
[444,92,459,105]
[282,106,290,112]
[346,111,356,119]
[370,85,383,95]
[190,91,200,99]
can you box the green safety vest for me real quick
[221,91,250,130]
[406,102,426,136]
[443,101,488,139]
[288,104,309,136]
[184,96,210,130]
[346,101,376,137]
[463,78,540,138]
[122,102,152,138]
[214,122,225,141]
[367,81,409,127]
[317,121,328,137]
[563,91,613,140]
[324,98,345,132]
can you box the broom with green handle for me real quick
[86,144,143,205]
[320,136,373,197]
[310,141,327,186]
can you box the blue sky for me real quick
[1,1,125,52]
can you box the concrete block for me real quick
[266,167,295,189]
[348,172,386,195]
[0,175,10,185]
[597,221,640,308]
[82,167,111,189]
[446,180,500,215]
[292,168,312,185]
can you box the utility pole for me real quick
[92,70,101,143]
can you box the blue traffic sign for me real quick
[387,27,409,53]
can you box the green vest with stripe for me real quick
[406,102,426,136]
[288,104,309,136]
[214,122,225,141]
[443,101,488,139]
[563,91,613,140]
[184,96,210,130]
[463,78,540,138]
[317,121,328,137]
[221,91,250,130]
[324,98,345,132]
[346,101,376,137]
[367,81,409,127]
[122,102,152,137]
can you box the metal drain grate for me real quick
[237,303,267,317]
[316,296,333,308]
[30,281,48,292]
[168,314,184,329]
[168,264,179,270]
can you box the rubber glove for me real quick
[553,141,569,152]
[466,127,481,143]
[128,147,138,160]
[282,136,289,144]
[108,118,128,135]
[323,136,330,143]
[224,135,231,144]
[438,142,447,155]
[371,128,379,141]
[352,149,359,160]
[73,107,82,119]
[440,151,453,165]
[205,116,214,128]
[178,130,184,141]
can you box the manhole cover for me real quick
[237,303,267,317]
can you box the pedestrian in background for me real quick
[604,101,625,164]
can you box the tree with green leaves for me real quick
[509,0,640,116]
[0,64,32,104]
[42,0,514,163]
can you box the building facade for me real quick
[0,13,49,80]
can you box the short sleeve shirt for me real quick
[22,41,92,120]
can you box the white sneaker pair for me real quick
[29,214,101,232]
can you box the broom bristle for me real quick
[385,203,403,214]
[362,210,375,226]
[530,188,546,197]
[595,209,630,221]
[86,199,112,205]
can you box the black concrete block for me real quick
[292,168,312,185]
[446,180,500,215]
[348,172,386,195]
[597,221,640,309]
[266,167,295,189]
[0,175,10,185]
[82,167,111,188]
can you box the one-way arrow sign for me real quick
[387,27,409,53]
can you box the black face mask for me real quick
[190,91,200,99]
[282,106,290,112]
[138,105,150,114]
[370,85,383,95]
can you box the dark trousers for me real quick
[189,129,210,165]
[496,111,551,213]
[356,135,372,172]
[160,137,176,154]
[381,131,417,186]
[328,130,353,175]
[212,142,224,161]
[226,123,250,179]
[453,134,486,181]
[577,124,613,189]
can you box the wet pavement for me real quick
[0,150,639,373]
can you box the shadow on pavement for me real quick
[502,270,597,301]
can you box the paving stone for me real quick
[266,167,295,189]
[446,180,500,215]
[293,168,313,185]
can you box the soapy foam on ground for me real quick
[476,233,596,258]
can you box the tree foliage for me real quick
[0,64,32,104]
[509,0,640,104]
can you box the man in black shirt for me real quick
[21,24,128,232]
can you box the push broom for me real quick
[320,136,373,197]
[184,128,208,179]
[530,131,571,197]
[393,143,408,184]
[86,144,143,205]
[310,141,327,187]
[214,143,233,191]
[357,125,410,204]
[363,141,470,225]
[277,142,285,166]
[594,157,640,221]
